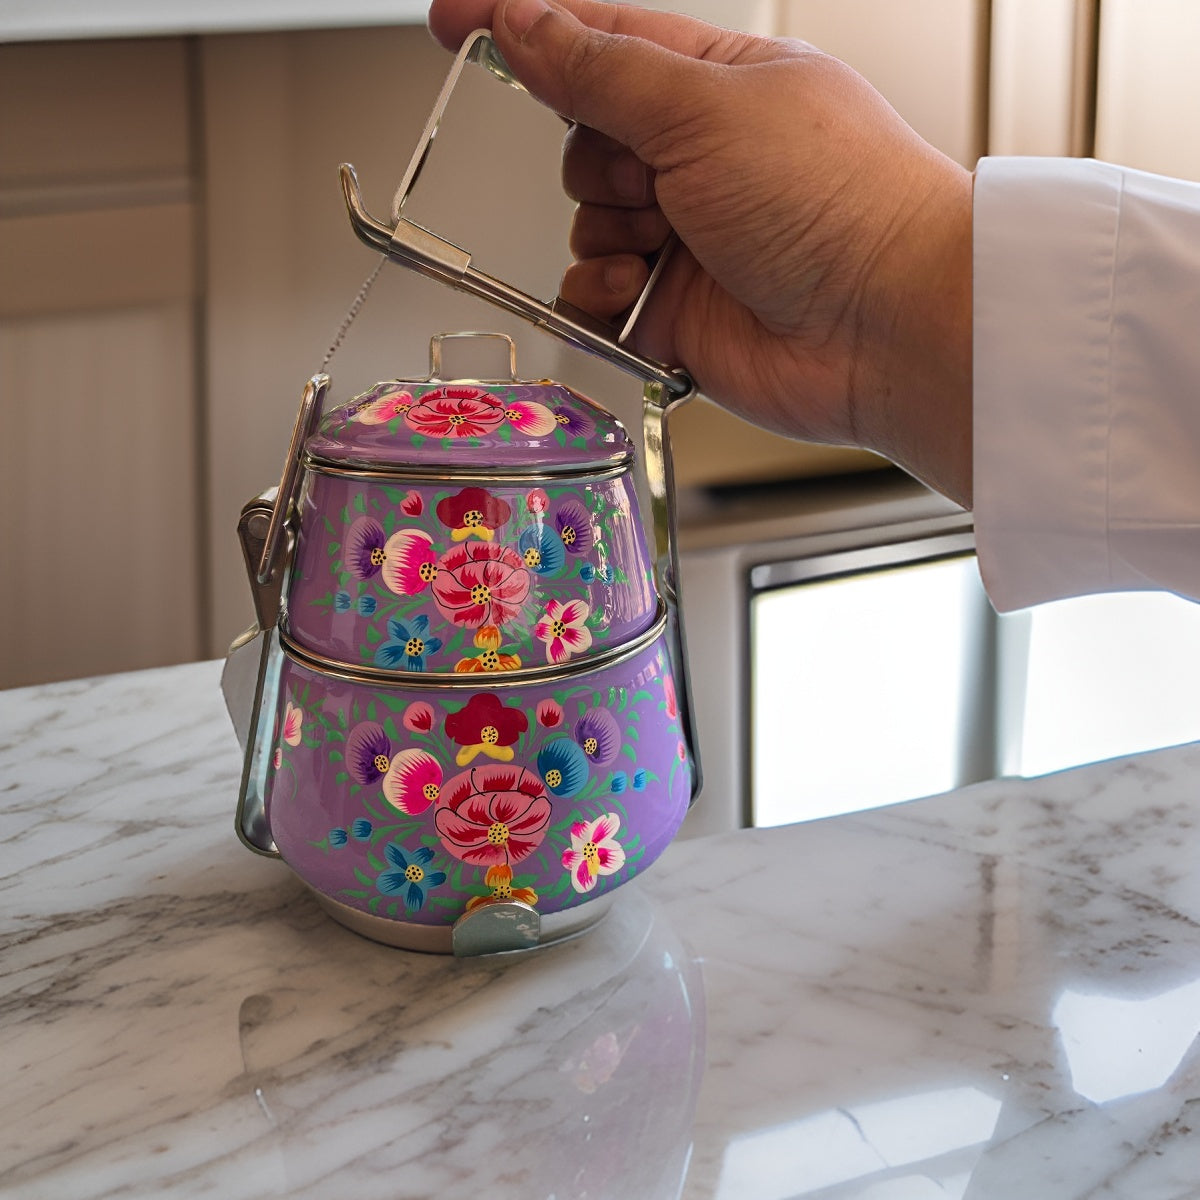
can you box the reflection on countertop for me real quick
[3,660,1200,1197]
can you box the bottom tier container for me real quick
[264,612,694,952]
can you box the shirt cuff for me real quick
[973,156,1123,612]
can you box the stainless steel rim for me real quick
[311,888,615,954]
[278,603,668,689]
[301,453,632,483]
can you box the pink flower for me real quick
[405,386,505,439]
[352,389,414,424]
[434,765,552,866]
[272,747,282,770]
[403,701,435,733]
[382,749,443,815]
[536,698,563,728]
[282,700,303,746]
[503,399,557,436]
[663,674,678,720]
[526,488,549,514]
[433,542,531,629]
[399,490,423,517]
[534,598,593,665]
[562,813,626,893]
[380,529,438,596]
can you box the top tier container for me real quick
[286,337,657,679]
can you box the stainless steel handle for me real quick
[338,28,692,398]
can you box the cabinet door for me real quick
[1095,0,1200,182]
[0,39,201,687]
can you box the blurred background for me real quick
[4,0,1200,834]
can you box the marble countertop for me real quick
[4,660,1200,1199]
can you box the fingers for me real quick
[562,125,654,206]
[559,254,650,320]
[569,202,671,259]
[428,0,771,64]
[435,0,751,168]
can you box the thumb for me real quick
[493,0,723,166]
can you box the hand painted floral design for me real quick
[282,701,303,746]
[399,490,423,516]
[381,748,443,815]
[454,625,522,674]
[553,498,595,556]
[351,389,414,425]
[344,517,388,580]
[536,698,563,728]
[464,864,538,912]
[579,563,615,584]
[346,721,393,785]
[436,486,511,542]
[379,529,438,596]
[374,614,442,671]
[552,405,595,439]
[518,525,565,576]
[562,813,626,893]
[434,764,551,866]
[537,737,589,797]
[432,542,530,629]
[444,692,528,765]
[405,386,505,439]
[526,488,549,515]
[403,701,435,733]
[663,674,678,719]
[502,398,557,436]
[534,598,593,665]
[574,706,621,768]
[375,842,447,912]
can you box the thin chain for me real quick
[319,253,389,372]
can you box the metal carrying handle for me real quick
[339,28,691,399]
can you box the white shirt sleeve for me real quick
[973,156,1200,612]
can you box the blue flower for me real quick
[579,563,596,583]
[610,771,628,794]
[632,769,648,791]
[600,564,615,584]
[357,594,378,616]
[329,827,349,847]
[375,843,446,911]
[374,613,443,671]
[518,525,566,576]
[351,817,372,840]
[537,737,590,796]
[335,590,353,613]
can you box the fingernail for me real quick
[605,261,635,293]
[503,0,553,42]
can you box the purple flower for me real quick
[552,405,595,439]
[574,706,621,768]
[554,498,595,557]
[345,721,392,785]
[345,517,387,580]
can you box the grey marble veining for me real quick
[3,661,1200,1198]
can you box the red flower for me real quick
[444,691,528,765]
[536,698,563,728]
[405,386,504,439]
[434,764,552,865]
[403,701,435,732]
[432,542,530,629]
[399,490,423,517]
[436,486,511,542]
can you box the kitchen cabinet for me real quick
[0,38,202,687]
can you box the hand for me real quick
[428,0,974,506]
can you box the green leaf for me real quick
[354,866,374,887]
[383,487,405,504]
[621,744,637,762]
[335,771,350,785]
[354,494,367,514]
